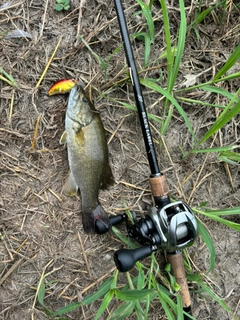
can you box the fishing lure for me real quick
[48,79,78,96]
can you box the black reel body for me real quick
[103,201,198,272]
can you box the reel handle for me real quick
[95,214,125,234]
[114,245,154,272]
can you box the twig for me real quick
[31,259,54,320]
[0,258,23,286]
[77,231,92,279]
[108,118,124,145]
[81,266,116,294]
[8,89,15,125]
[75,0,86,46]
[35,37,62,89]
[58,277,79,299]
[31,115,41,150]
[38,0,49,41]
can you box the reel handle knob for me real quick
[95,214,125,234]
[114,245,153,272]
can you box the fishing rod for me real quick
[95,1,198,319]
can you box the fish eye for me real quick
[82,97,88,103]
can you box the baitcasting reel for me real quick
[96,201,198,272]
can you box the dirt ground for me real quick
[0,0,240,319]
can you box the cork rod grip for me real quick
[167,251,191,308]
[149,175,169,198]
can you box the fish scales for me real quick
[61,84,114,233]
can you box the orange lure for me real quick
[48,79,78,96]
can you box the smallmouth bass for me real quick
[60,84,114,233]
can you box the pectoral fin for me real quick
[60,131,67,145]
[62,172,78,196]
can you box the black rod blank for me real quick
[114,0,160,176]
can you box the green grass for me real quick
[38,0,240,319]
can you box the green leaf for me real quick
[176,294,184,320]
[203,213,240,232]
[188,6,213,29]
[213,44,240,81]
[205,206,240,216]
[218,151,240,164]
[213,71,240,83]
[157,289,176,320]
[197,98,240,146]
[112,226,138,248]
[195,208,240,232]
[82,276,114,305]
[53,302,82,317]
[64,5,70,10]
[171,0,186,94]
[133,32,151,66]
[201,85,237,101]
[136,0,154,43]
[94,290,115,320]
[79,35,107,73]
[137,267,145,290]
[55,3,64,11]
[108,301,135,320]
[159,0,173,87]
[140,78,195,141]
[113,99,163,124]
[197,280,233,315]
[197,220,215,273]
[37,279,45,306]
[0,67,17,87]
[115,288,154,301]
[189,145,238,154]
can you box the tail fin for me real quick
[82,204,111,234]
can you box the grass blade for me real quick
[205,206,240,216]
[201,85,237,101]
[157,290,176,320]
[112,100,163,124]
[133,32,151,66]
[140,78,195,141]
[82,276,114,305]
[115,288,154,301]
[108,301,135,320]
[197,280,234,316]
[196,209,240,232]
[37,279,46,306]
[196,220,215,273]
[171,0,186,93]
[0,67,17,86]
[159,0,173,88]
[79,35,107,73]
[218,151,240,164]
[188,6,213,30]
[94,290,115,320]
[136,0,154,43]
[213,43,240,81]
[197,97,240,146]
[176,294,183,320]
[52,302,82,317]
[189,145,238,154]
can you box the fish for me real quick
[60,84,114,233]
[48,79,78,96]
